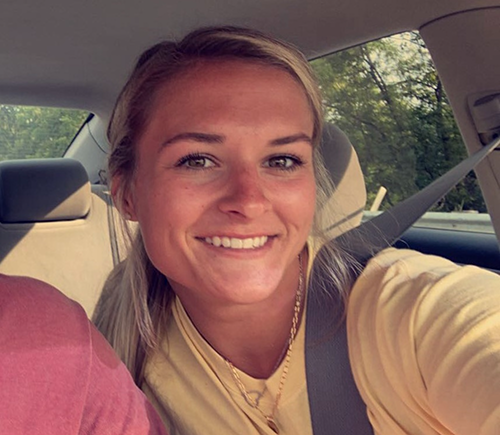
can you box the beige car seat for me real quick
[319,123,366,238]
[0,158,120,317]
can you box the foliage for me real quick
[311,32,486,212]
[0,105,87,161]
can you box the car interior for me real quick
[0,0,499,316]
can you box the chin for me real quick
[205,270,285,304]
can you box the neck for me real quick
[176,254,305,379]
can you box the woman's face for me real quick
[121,60,316,307]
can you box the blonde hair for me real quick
[93,26,357,384]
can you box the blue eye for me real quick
[265,155,303,170]
[176,153,216,169]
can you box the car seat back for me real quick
[0,158,120,317]
[318,123,366,239]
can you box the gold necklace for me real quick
[224,255,304,434]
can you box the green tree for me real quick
[0,105,87,161]
[312,32,486,212]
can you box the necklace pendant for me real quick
[266,417,279,434]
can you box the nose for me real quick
[218,166,271,218]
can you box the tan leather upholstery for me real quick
[319,124,366,239]
[0,159,116,317]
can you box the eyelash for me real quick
[265,154,304,171]
[174,152,305,171]
[175,153,216,170]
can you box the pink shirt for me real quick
[0,274,168,435]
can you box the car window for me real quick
[0,105,88,161]
[311,31,494,234]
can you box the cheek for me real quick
[131,179,172,243]
[133,179,206,243]
[276,175,316,232]
[133,189,183,276]
[300,180,317,230]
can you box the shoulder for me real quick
[356,246,462,280]
[0,274,92,432]
[350,247,499,309]
[0,273,85,307]
[347,249,500,434]
[0,274,168,434]
[0,273,90,343]
[348,247,500,348]
[81,323,169,435]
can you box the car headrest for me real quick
[0,158,91,223]
[318,124,366,239]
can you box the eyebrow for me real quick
[161,132,225,147]
[270,133,313,146]
[160,131,313,148]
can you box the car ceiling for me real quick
[1,0,499,115]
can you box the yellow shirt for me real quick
[348,248,500,435]
[143,296,313,435]
[143,247,500,434]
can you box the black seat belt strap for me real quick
[306,282,375,434]
[306,136,499,434]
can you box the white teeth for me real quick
[243,238,254,249]
[231,238,243,249]
[204,235,269,249]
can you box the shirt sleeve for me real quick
[347,248,500,435]
[0,274,90,434]
[0,274,168,435]
[80,322,169,435]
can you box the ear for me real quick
[111,175,138,221]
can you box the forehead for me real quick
[162,59,305,96]
[147,59,314,131]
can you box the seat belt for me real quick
[306,136,499,435]
[336,136,500,263]
[93,185,121,267]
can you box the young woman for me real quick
[94,26,500,435]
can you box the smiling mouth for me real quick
[204,236,269,249]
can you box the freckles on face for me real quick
[127,60,317,304]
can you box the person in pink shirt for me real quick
[0,273,169,435]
